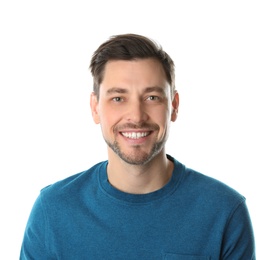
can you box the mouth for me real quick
[120,131,151,139]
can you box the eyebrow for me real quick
[144,86,165,94]
[106,87,128,95]
[106,86,165,95]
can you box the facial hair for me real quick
[104,123,167,165]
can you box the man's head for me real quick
[90,34,175,100]
[90,34,179,166]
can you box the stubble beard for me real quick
[105,137,166,166]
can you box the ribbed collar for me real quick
[98,155,185,204]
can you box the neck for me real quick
[107,150,174,194]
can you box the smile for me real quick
[121,132,150,139]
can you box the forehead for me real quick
[101,58,167,87]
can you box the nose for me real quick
[125,99,148,123]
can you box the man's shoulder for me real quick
[172,156,240,192]
[182,166,245,207]
[40,161,107,199]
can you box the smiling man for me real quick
[90,58,178,194]
[20,34,255,259]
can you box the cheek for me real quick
[150,111,170,137]
[151,106,170,124]
[99,107,120,129]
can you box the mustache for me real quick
[114,122,159,132]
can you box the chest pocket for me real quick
[163,253,210,260]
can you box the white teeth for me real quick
[122,132,149,139]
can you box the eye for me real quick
[112,97,123,102]
[147,95,160,101]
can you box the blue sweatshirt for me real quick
[20,155,255,259]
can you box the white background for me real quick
[0,0,270,258]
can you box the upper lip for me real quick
[120,129,151,132]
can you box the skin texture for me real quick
[91,58,179,194]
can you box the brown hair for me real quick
[89,34,175,99]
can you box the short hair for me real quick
[89,33,175,99]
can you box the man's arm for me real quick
[221,200,256,259]
[20,195,52,260]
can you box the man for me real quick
[20,34,255,259]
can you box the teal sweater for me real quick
[20,155,255,259]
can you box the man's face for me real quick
[91,58,178,165]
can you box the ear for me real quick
[90,92,100,124]
[171,91,179,122]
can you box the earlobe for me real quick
[90,92,100,124]
[171,91,179,122]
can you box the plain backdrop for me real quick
[0,0,270,258]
